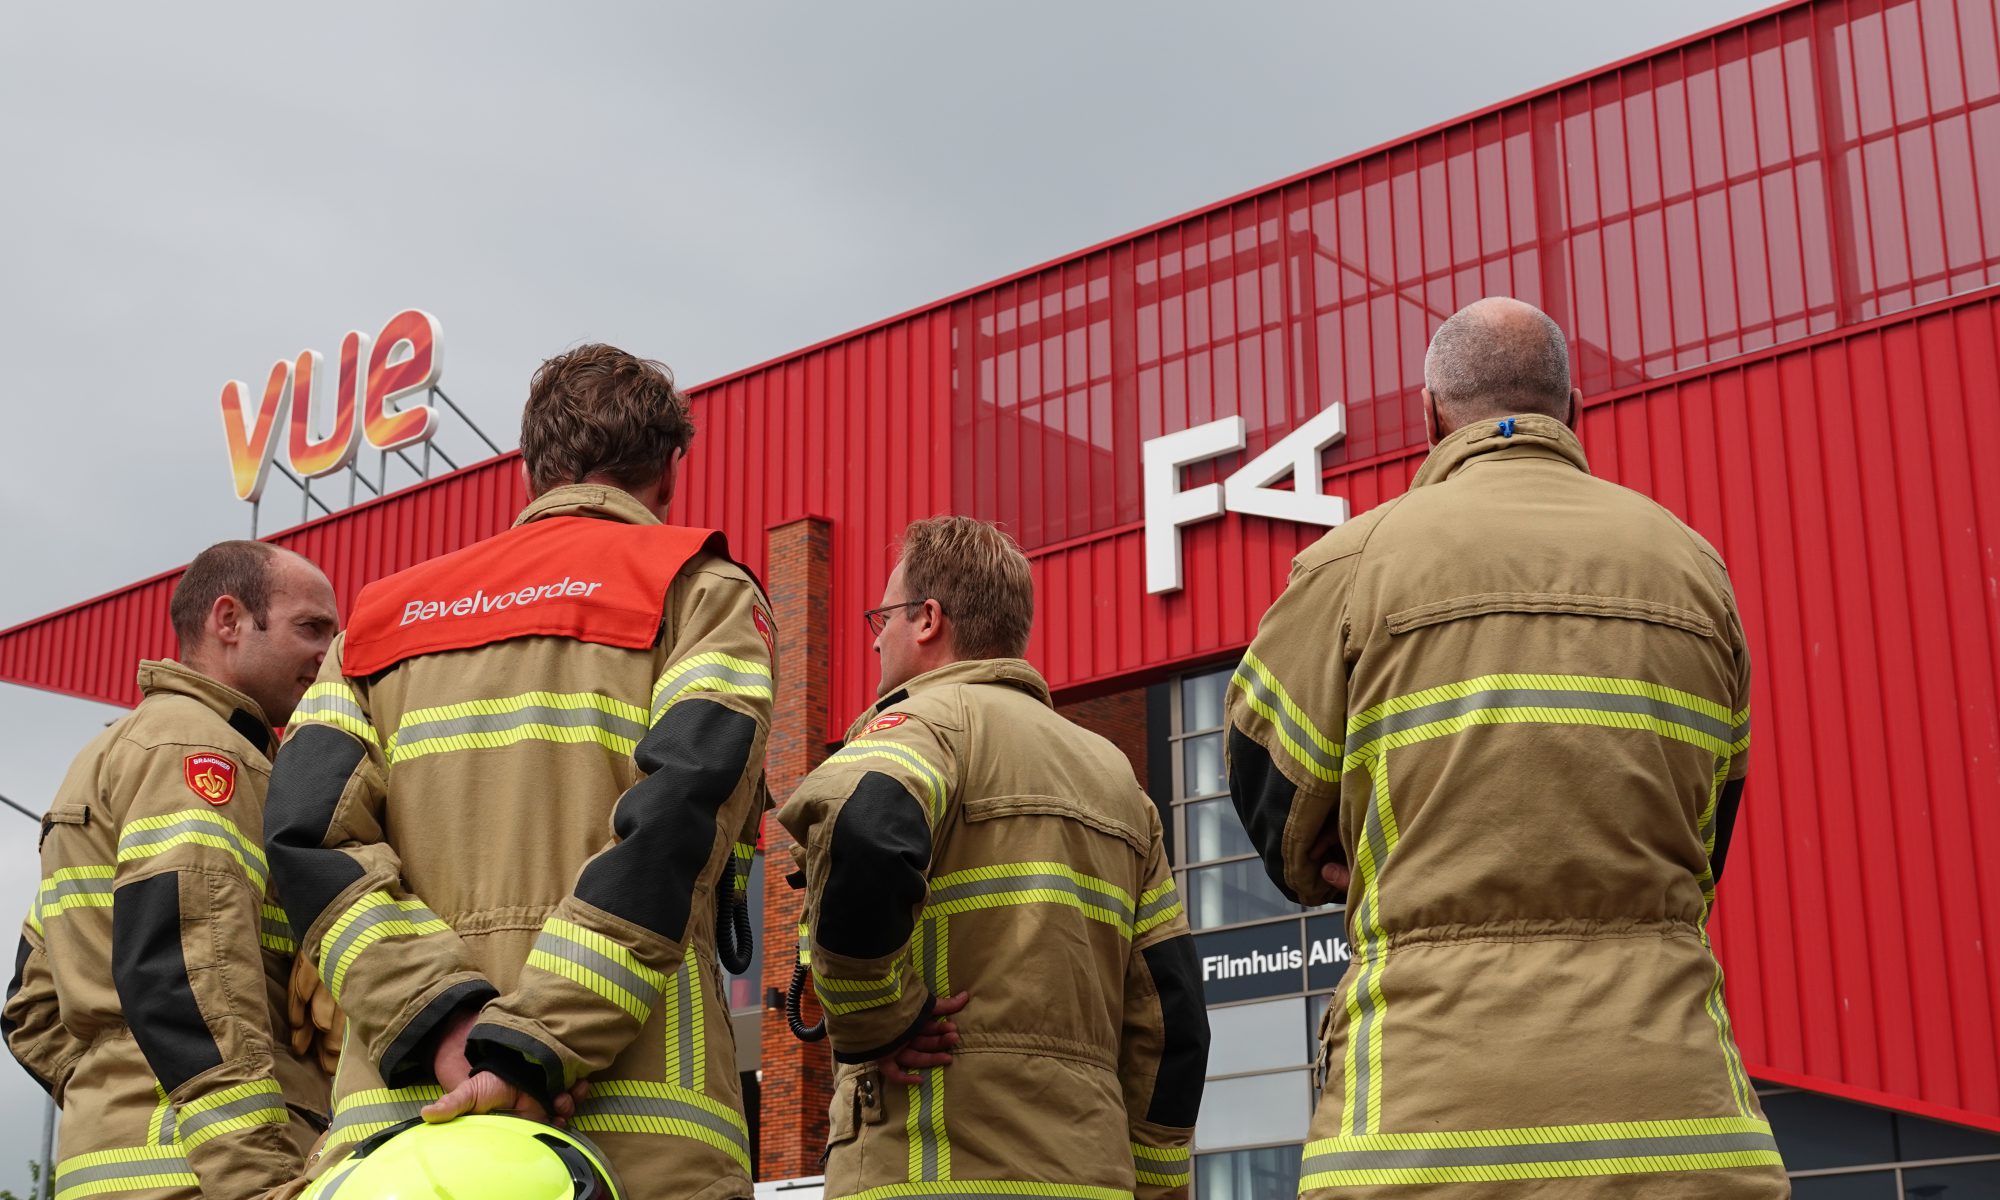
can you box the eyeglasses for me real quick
[862,599,930,637]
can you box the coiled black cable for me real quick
[715,855,755,975]
[786,960,826,1042]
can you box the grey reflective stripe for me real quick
[322,903,442,985]
[54,1152,192,1190]
[1232,661,1341,776]
[652,663,773,720]
[927,873,1134,923]
[393,705,647,754]
[42,876,114,907]
[179,1091,283,1140]
[532,928,662,1017]
[328,1098,428,1137]
[310,1161,362,1200]
[576,1093,748,1151]
[293,694,368,724]
[815,972,902,1007]
[919,914,947,992]
[155,1098,177,1146]
[915,1066,943,1180]
[673,961,696,1087]
[117,817,267,873]
[1345,688,1733,757]
[1136,889,1180,926]
[261,911,295,948]
[1300,1128,1781,1173]
[1347,764,1394,1136]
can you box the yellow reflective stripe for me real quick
[1232,650,1342,782]
[813,950,910,1015]
[1343,674,1735,767]
[1300,1152,1784,1188]
[1135,879,1183,936]
[731,841,755,892]
[37,865,114,924]
[317,892,451,1001]
[840,1184,1132,1199]
[260,902,296,954]
[1341,752,1396,1136]
[650,651,773,720]
[1701,927,1757,1118]
[177,1079,287,1148]
[327,1083,443,1148]
[1348,673,1734,731]
[117,810,268,891]
[830,740,949,821]
[927,861,1135,936]
[573,1080,750,1171]
[797,921,812,967]
[1132,1140,1190,1185]
[1304,1116,1771,1154]
[388,690,649,764]
[290,681,379,748]
[53,1145,196,1200]
[526,919,669,1024]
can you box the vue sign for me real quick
[1142,403,1348,593]
[220,309,444,502]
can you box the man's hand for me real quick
[1307,826,1351,894]
[880,991,969,1086]
[430,1005,479,1093]
[422,1074,591,1126]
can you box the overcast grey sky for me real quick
[0,1,1762,1183]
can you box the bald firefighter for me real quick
[1227,298,1785,1198]
[3,541,339,1199]
[263,344,773,1200]
[779,517,1210,1200]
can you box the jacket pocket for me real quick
[1385,591,1715,638]
[38,803,89,849]
[962,794,1147,856]
[827,1065,887,1151]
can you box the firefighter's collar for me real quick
[1408,412,1590,489]
[136,660,276,754]
[891,657,1053,708]
[513,483,659,529]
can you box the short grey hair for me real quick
[1423,299,1573,423]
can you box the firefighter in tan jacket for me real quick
[1228,299,1786,1198]
[3,541,340,1199]
[264,344,773,1200]
[780,517,1210,1200]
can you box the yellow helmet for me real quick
[300,1115,622,1200]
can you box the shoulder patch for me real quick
[862,712,908,734]
[752,607,776,660]
[183,754,237,805]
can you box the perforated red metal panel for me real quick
[3,0,1997,1133]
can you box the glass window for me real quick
[1897,1112,2000,1162]
[1186,797,1254,862]
[1901,1160,2000,1196]
[1762,1090,1897,1171]
[1207,998,1308,1075]
[1195,1144,1301,1200]
[1196,1071,1310,1150]
[1307,992,1335,1058]
[1188,859,1295,930]
[725,851,765,1012]
[1181,670,1228,732]
[1182,733,1225,799]
[1788,1173,1896,1199]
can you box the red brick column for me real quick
[758,517,836,1181]
[1058,687,1150,791]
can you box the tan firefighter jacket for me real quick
[1226,414,1785,1199]
[779,659,1210,1200]
[264,484,772,1200]
[3,661,330,1200]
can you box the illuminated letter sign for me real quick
[1142,403,1349,594]
[220,309,442,501]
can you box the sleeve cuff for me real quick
[380,976,498,1088]
[465,1022,565,1113]
[831,992,937,1065]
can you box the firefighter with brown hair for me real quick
[3,540,339,1199]
[779,517,1210,1200]
[1228,297,1785,1198]
[263,343,774,1200]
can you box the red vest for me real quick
[342,518,726,677]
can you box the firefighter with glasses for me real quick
[781,516,1210,1200]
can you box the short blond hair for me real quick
[898,517,1034,659]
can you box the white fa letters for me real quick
[1143,404,1349,594]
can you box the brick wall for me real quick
[1058,687,1150,792]
[757,517,835,1181]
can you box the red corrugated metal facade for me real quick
[3,0,1997,1134]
